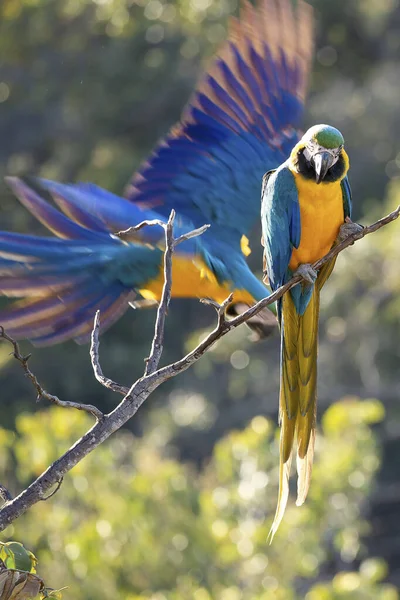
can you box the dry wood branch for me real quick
[145,210,175,376]
[0,205,398,532]
[201,293,234,328]
[90,311,129,396]
[0,327,103,421]
[174,224,210,246]
[114,219,165,242]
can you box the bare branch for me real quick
[174,224,210,246]
[0,327,104,421]
[145,212,210,375]
[90,311,129,396]
[201,293,234,327]
[114,219,165,242]
[145,210,175,375]
[0,205,398,532]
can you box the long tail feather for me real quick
[296,428,315,506]
[269,283,320,540]
[268,450,292,543]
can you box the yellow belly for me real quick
[140,255,254,305]
[289,172,344,271]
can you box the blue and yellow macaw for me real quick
[261,124,362,538]
[0,0,314,346]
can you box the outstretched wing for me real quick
[125,0,314,236]
[0,178,196,346]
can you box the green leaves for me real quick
[0,542,64,600]
[0,542,37,574]
[0,542,42,600]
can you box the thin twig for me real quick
[0,485,12,504]
[114,219,165,241]
[0,327,104,421]
[201,293,234,328]
[90,312,129,396]
[40,478,63,501]
[145,210,175,375]
[174,224,210,246]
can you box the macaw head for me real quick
[291,124,348,184]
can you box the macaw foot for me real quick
[337,218,364,243]
[294,263,318,285]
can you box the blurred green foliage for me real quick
[1,398,397,599]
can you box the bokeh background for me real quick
[1,0,400,598]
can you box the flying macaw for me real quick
[0,0,314,346]
[261,124,363,539]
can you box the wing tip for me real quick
[4,175,27,197]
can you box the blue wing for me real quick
[125,0,314,238]
[27,178,171,246]
[261,164,300,293]
[0,178,201,346]
[341,176,352,219]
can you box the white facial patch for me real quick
[303,141,343,167]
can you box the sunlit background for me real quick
[1,0,400,598]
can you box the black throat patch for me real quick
[295,149,347,183]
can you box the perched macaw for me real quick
[0,0,314,346]
[261,124,362,538]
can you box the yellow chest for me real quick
[289,173,344,271]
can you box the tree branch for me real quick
[0,205,398,531]
[90,312,129,396]
[114,219,165,242]
[174,224,210,246]
[145,210,175,375]
[0,210,208,530]
[0,327,104,421]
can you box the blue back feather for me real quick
[341,176,352,219]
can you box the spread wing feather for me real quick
[0,178,168,346]
[125,0,314,239]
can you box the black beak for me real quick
[312,151,334,184]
